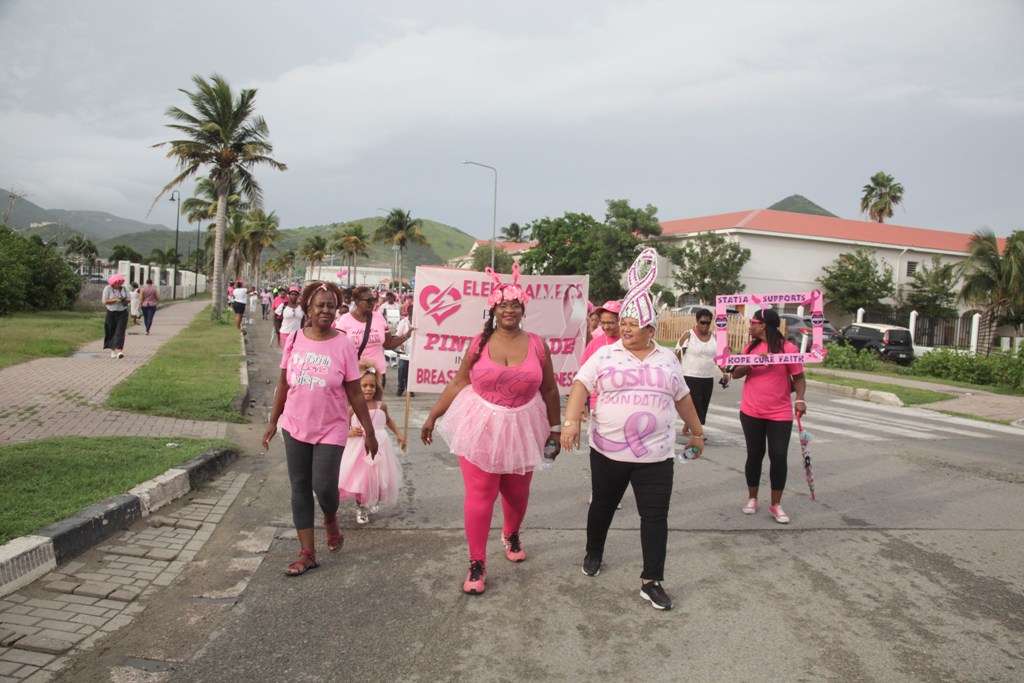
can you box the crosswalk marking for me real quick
[829,398,1023,435]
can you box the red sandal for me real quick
[285,549,319,576]
[324,515,344,552]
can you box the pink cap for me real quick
[288,285,301,293]
[593,300,621,316]
[108,274,125,285]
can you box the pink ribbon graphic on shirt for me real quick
[590,412,658,459]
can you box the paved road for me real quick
[43,316,1023,682]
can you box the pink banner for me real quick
[410,267,589,394]
[714,289,828,365]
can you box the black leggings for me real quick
[739,411,792,491]
[587,449,673,581]
[282,429,343,529]
[684,376,714,425]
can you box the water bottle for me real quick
[676,446,698,465]
[541,438,558,469]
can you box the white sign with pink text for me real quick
[410,267,589,394]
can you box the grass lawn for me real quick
[106,306,248,423]
[806,371,953,405]
[0,437,233,544]
[0,309,106,370]
[869,362,1024,397]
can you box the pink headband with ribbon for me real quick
[485,263,530,308]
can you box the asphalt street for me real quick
[52,318,1024,682]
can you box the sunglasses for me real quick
[359,297,377,304]
[697,319,711,325]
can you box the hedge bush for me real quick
[911,348,1024,390]
[0,225,82,315]
[822,342,883,371]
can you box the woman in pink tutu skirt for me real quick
[339,360,407,525]
[421,264,562,595]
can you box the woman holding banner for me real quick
[560,249,705,611]
[729,308,807,524]
[420,265,562,596]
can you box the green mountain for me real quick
[1,188,173,239]
[768,195,837,217]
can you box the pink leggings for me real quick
[459,457,534,562]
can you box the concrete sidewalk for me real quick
[0,301,229,446]
[807,368,1024,426]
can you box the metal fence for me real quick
[863,310,973,349]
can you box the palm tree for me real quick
[222,212,250,282]
[109,244,143,264]
[959,229,1024,355]
[246,208,280,289]
[300,235,330,280]
[334,223,371,286]
[149,247,182,268]
[153,74,287,319]
[374,208,429,293]
[860,171,905,223]
[499,222,529,242]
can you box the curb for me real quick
[232,330,251,417]
[805,379,903,406]
[0,446,239,598]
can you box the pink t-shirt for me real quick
[278,330,361,446]
[574,340,689,463]
[469,333,546,408]
[334,311,389,375]
[739,340,805,421]
[580,333,619,404]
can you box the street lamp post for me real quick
[462,161,498,270]
[169,190,181,300]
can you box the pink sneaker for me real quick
[742,498,758,515]
[768,504,790,524]
[463,560,486,594]
[502,531,526,562]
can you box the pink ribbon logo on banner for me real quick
[419,284,462,325]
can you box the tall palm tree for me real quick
[109,244,143,264]
[149,247,182,267]
[860,171,905,223]
[959,229,1024,355]
[246,208,280,289]
[222,212,250,282]
[300,235,330,280]
[499,222,529,243]
[153,74,287,319]
[334,223,371,286]
[374,208,429,293]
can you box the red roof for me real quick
[461,240,537,258]
[659,209,1004,254]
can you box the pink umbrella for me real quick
[797,414,816,501]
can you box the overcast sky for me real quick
[1,0,1022,239]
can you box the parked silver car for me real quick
[779,313,838,348]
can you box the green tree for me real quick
[903,255,959,317]
[860,171,905,223]
[374,208,429,293]
[223,212,249,282]
[109,244,144,264]
[819,248,895,314]
[959,229,1024,355]
[300,235,330,279]
[498,222,529,242]
[670,232,752,305]
[604,199,663,238]
[64,235,99,275]
[471,242,515,273]
[1,225,81,314]
[334,223,371,286]
[245,208,280,288]
[148,247,180,267]
[153,73,287,319]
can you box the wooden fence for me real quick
[655,311,756,353]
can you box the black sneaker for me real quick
[582,553,602,577]
[640,581,673,610]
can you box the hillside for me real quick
[1,188,172,239]
[768,195,838,217]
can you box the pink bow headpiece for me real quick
[485,263,530,308]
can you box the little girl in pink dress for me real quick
[338,360,407,524]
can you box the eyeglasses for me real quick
[697,319,711,325]
[750,320,765,326]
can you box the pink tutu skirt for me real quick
[436,387,548,475]
[338,434,402,507]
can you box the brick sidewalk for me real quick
[0,301,228,446]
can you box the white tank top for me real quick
[678,332,719,378]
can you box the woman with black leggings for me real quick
[730,308,806,524]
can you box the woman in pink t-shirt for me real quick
[262,281,379,576]
[421,266,562,596]
[730,308,807,525]
[334,285,412,389]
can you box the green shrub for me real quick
[911,348,1024,390]
[0,225,81,315]
[822,342,882,371]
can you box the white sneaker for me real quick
[742,498,758,514]
[768,504,790,524]
[355,506,369,525]
[110,350,117,358]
